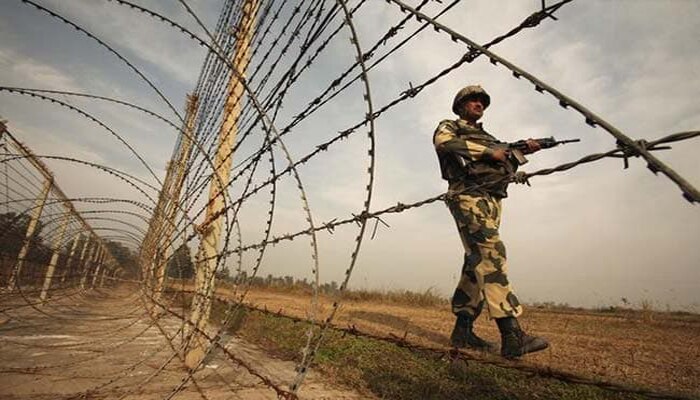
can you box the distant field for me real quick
[171,283,700,399]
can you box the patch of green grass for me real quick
[206,299,646,400]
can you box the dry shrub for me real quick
[342,287,447,308]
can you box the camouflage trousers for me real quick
[447,193,523,319]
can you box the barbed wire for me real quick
[220,129,699,257]
[1,0,698,399]
[238,299,697,400]
[385,0,699,203]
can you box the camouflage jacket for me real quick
[433,118,516,198]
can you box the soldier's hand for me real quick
[524,138,541,154]
[491,148,509,162]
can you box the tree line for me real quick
[164,243,340,295]
[0,211,139,285]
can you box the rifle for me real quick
[498,137,580,165]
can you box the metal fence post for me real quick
[91,247,105,289]
[154,94,199,298]
[40,211,71,303]
[60,233,81,284]
[80,241,98,290]
[185,0,259,369]
[7,178,52,289]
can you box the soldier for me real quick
[433,85,549,358]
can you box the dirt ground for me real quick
[0,285,372,400]
[5,284,696,399]
[239,288,700,398]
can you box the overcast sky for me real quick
[1,0,698,311]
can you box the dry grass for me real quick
[167,282,700,398]
[339,286,448,308]
[220,280,449,308]
[207,298,650,400]
[235,287,700,399]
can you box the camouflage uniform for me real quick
[434,118,523,320]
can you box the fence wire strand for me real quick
[1,0,698,399]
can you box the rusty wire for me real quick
[237,299,696,400]
[1,0,698,399]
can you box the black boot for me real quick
[496,317,549,359]
[450,315,497,352]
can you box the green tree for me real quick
[0,212,45,257]
[104,240,139,279]
[0,212,50,284]
[166,244,194,279]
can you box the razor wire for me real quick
[1,0,698,399]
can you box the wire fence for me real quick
[0,124,120,296]
[1,0,698,399]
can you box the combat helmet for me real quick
[452,85,491,115]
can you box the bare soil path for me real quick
[0,285,372,399]
[240,288,700,398]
